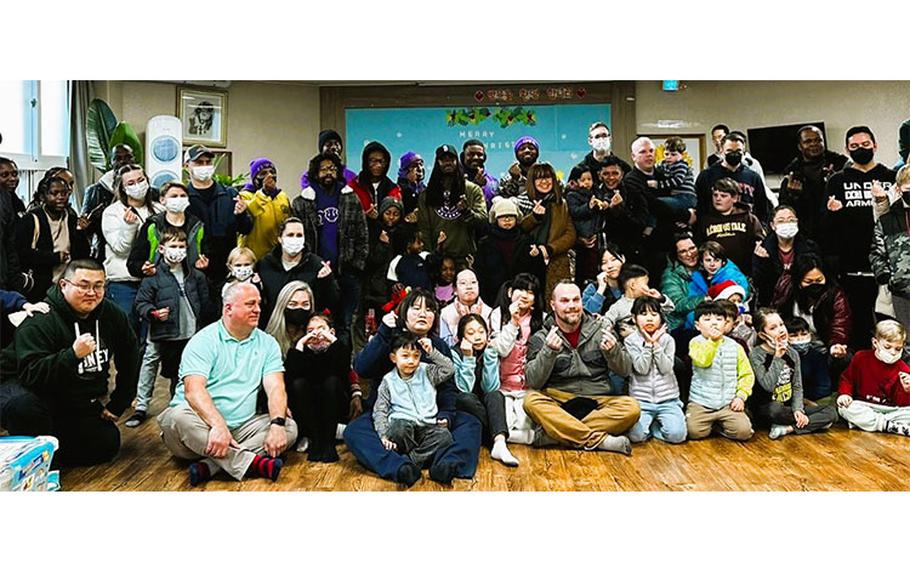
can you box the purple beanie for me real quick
[514,135,540,156]
[245,157,275,190]
[398,151,423,178]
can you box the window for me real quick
[0,80,70,205]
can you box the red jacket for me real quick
[348,176,401,214]
[771,281,852,347]
[838,350,910,406]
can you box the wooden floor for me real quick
[59,378,910,491]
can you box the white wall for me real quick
[635,80,910,172]
[97,81,321,197]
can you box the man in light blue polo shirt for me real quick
[158,282,298,486]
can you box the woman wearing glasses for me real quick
[15,170,90,303]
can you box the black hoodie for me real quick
[0,284,139,416]
[255,245,341,326]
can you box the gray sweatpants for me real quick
[757,401,838,434]
[158,406,298,480]
[839,400,910,432]
[387,419,453,469]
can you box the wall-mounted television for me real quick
[746,122,826,175]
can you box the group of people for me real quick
[1,117,910,488]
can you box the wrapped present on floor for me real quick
[0,436,59,491]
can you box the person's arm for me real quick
[749,347,782,393]
[566,191,594,221]
[127,219,154,278]
[15,323,80,390]
[481,346,501,393]
[545,205,577,256]
[0,289,27,313]
[238,190,266,218]
[353,320,395,377]
[184,374,230,430]
[351,196,370,272]
[657,162,692,192]
[655,332,676,376]
[438,316,456,348]
[261,370,290,456]
[133,276,158,320]
[658,293,676,315]
[101,206,139,256]
[689,335,720,368]
[789,353,805,413]
[463,184,488,228]
[488,320,519,358]
[524,329,558,390]
[582,282,606,314]
[373,379,392,439]
[623,334,655,376]
[661,266,701,321]
[837,357,857,397]
[734,344,755,401]
[232,188,254,235]
[425,348,455,386]
[452,351,475,393]
[870,220,891,287]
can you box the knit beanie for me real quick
[379,195,403,218]
[398,151,424,178]
[489,197,520,223]
[514,135,540,156]
[318,129,342,151]
[245,157,274,190]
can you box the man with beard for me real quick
[579,122,631,177]
[461,139,499,207]
[778,126,848,240]
[79,144,136,261]
[496,135,539,215]
[292,152,369,338]
[522,281,640,454]
[694,132,770,223]
[300,129,357,189]
[821,126,897,349]
[396,151,425,220]
[348,141,401,232]
[417,145,488,265]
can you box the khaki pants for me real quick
[523,388,640,450]
[158,406,298,480]
[685,402,753,441]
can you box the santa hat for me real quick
[708,280,746,301]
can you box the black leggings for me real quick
[285,373,348,462]
[455,390,508,445]
[0,384,120,467]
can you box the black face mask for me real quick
[902,192,910,206]
[800,283,826,300]
[284,307,312,326]
[725,152,743,167]
[849,147,874,166]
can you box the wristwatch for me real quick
[269,417,286,427]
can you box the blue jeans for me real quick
[628,398,687,444]
[106,281,140,335]
[344,410,482,481]
[656,193,697,216]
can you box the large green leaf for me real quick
[85,99,118,172]
[109,122,143,168]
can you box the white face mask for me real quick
[165,196,190,213]
[163,246,187,264]
[125,180,149,200]
[592,138,611,153]
[192,165,215,182]
[774,222,799,240]
[282,236,305,256]
[232,265,254,281]
[875,342,902,365]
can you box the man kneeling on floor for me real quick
[158,282,298,486]
[523,280,640,454]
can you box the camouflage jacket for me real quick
[871,198,910,298]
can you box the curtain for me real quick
[68,80,95,210]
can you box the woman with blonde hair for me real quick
[264,280,316,357]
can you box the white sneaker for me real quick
[335,423,346,441]
[295,437,310,453]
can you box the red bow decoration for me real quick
[382,286,411,314]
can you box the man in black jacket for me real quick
[694,131,770,223]
[580,122,631,176]
[778,125,848,240]
[0,259,139,466]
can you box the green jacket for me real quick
[417,181,488,260]
[0,284,139,416]
[661,259,702,331]
[871,199,910,298]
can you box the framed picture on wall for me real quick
[638,133,706,176]
[178,87,227,147]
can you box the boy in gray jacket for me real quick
[374,332,455,486]
[617,297,686,443]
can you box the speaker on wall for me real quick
[145,115,183,189]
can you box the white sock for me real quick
[491,438,519,467]
[295,437,310,453]
[335,423,346,440]
[597,434,632,455]
[508,429,534,445]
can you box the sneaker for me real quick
[769,424,789,440]
[125,410,148,428]
[295,436,310,453]
[335,423,346,441]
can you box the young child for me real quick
[474,198,524,305]
[387,224,437,292]
[694,178,765,277]
[284,313,359,462]
[602,264,675,340]
[714,297,755,353]
[221,246,262,297]
[452,313,519,466]
[619,296,686,444]
[360,196,405,342]
[686,300,754,441]
[648,136,697,222]
[837,320,910,436]
[373,332,456,486]
[130,227,210,426]
[434,255,457,306]
[566,164,606,285]
[750,308,837,439]
[786,317,836,406]
[488,273,543,446]
[581,243,625,316]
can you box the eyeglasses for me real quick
[63,279,105,294]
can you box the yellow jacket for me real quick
[237,190,291,261]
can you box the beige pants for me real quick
[685,402,753,441]
[158,406,298,480]
[523,388,640,450]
